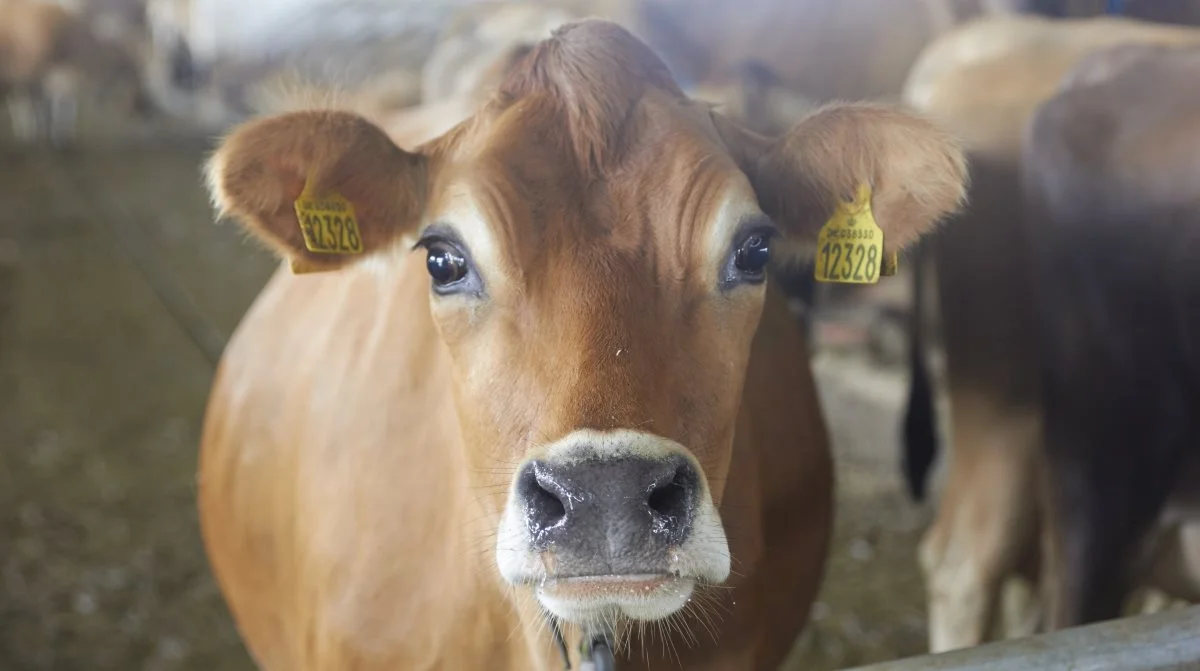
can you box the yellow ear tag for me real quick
[813,183,897,284]
[293,177,365,255]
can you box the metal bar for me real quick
[844,606,1200,671]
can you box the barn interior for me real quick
[2,1,1198,670]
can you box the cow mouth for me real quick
[535,573,695,623]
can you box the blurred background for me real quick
[2,0,1199,669]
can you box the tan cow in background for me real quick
[0,0,156,144]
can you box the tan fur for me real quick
[201,20,965,670]
[903,16,1200,653]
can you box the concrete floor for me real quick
[0,137,934,670]
[1,144,273,671]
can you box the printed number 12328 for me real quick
[817,241,879,283]
[300,213,363,254]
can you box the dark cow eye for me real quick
[414,229,484,298]
[720,222,778,290]
[425,241,469,286]
[735,233,771,275]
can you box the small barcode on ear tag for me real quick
[814,183,886,285]
[293,179,365,255]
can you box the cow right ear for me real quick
[205,110,429,273]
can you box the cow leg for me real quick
[42,67,79,148]
[999,576,1041,640]
[1139,450,1200,603]
[7,89,40,143]
[1000,532,1043,642]
[1039,494,1131,627]
[1151,522,1200,602]
[919,392,1040,653]
[1136,518,1200,606]
[1037,406,1179,629]
[1039,442,1117,629]
[46,93,77,148]
[1037,359,1192,628]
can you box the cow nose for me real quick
[517,455,699,554]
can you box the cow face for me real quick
[205,20,965,632]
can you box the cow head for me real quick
[206,20,965,633]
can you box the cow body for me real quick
[1022,40,1200,629]
[203,257,832,670]
[200,20,966,670]
[901,15,1200,652]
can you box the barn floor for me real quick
[0,134,934,670]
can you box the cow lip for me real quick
[553,573,674,585]
[538,573,683,597]
[534,573,696,623]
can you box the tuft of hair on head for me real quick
[243,69,356,116]
[492,18,686,174]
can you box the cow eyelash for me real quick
[412,228,459,251]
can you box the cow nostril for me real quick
[519,464,567,539]
[530,482,567,524]
[647,463,696,526]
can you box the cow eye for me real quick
[735,233,771,275]
[425,240,469,286]
[720,223,777,289]
[414,229,484,297]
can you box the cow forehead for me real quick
[427,89,761,288]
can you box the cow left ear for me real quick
[723,103,969,259]
[205,110,429,274]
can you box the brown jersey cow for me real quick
[199,20,966,671]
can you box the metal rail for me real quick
[845,606,1200,671]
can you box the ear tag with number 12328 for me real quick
[813,183,898,284]
[293,177,365,257]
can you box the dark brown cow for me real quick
[199,20,967,671]
[901,14,1200,653]
[1021,40,1200,629]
